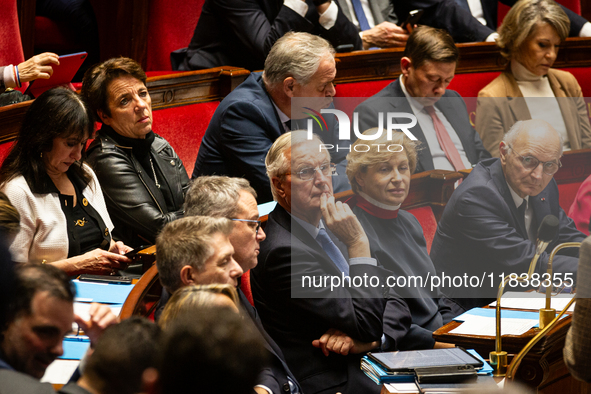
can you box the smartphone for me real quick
[401,9,424,29]
[124,245,152,259]
[78,274,132,284]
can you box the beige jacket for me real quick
[476,68,591,157]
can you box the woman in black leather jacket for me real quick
[82,57,189,248]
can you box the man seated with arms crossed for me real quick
[251,131,394,394]
[192,32,350,204]
[431,119,586,310]
[356,25,490,174]
[182,175,302,394]
[156,216,291,394]
[0,264,118,392]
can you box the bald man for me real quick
[431,119,586,309]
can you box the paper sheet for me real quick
[450,315,537,336]
[489,291,575,312]
[383,382,420,393]
[40,359,80,384]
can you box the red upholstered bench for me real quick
[407,206,438,253]
[152,101,220,175]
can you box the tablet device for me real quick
[25,52,87,98]
[367,347,483,373]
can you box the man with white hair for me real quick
[431,119,586,309]
[192,32,350,203]
[251,131,394,394]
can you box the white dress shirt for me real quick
[284,0,338,29]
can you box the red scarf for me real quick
[345,194,399,219]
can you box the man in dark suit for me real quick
[182,175,302,394]
[453,0,591,38]
[192,32,350,203]
[251,131,391,394]
[172,0,361,71]
[356,26,490,174]
[431,119,586,310]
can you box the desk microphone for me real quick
[490,214,559,376]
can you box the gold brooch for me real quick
[75,217,88,227]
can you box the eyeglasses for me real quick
[285,163,337,181]
[231,218,262,234]
[507,144,562,176]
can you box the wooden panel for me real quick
[0,67,249,144]
[554,148,591,185]
[334,38,591,84]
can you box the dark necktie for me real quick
[316,228,349,275]
[284,120,292,131]
[517,200,527,232]
[350,0,371,31]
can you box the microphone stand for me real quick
[539,242,581,329]
[489,215,558,376]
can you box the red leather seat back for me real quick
[0,0,27,92]
[151,101,219,175]
[498,0,581,27]
[406,206,437,254]
[146,0,205,71]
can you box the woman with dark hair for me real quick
[0,87,131,275]
[82,57,189,248]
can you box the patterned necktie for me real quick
[424,106,466,171]
[316,228,350,275]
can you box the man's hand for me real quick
[361,22,409,49]
[313,328,379,356]
[17,52,59,83]
[320,193,370,258]
[74,303,120,347]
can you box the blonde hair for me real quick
[159,284,240,331]
[497,0,569,60]
[346,129,419,194]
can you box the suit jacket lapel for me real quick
[436,96,476,163]
[547,70,579,147]
[490,160,529,237]
[272,205,348,276]
[390,79,434,172]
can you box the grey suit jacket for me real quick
[336,0,397,29]
[0,370,55,394]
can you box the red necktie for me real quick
[424,106,466,171]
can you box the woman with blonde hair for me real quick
[346,129,461,350]
[159,284,240,330]
[476,0,591,156]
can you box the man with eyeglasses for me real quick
[431,119,586,310]
[170,175,302,394]
[251,131,396,394]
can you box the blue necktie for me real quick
[316,228,350,275]
[350,0,371,32]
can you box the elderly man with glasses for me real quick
[431,119,586,310]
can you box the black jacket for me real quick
[87,126,189,248]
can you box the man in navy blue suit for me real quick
[356,26,490,174]
[192,32,350,204]
[431,119,586,310]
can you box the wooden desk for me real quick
[433,310,590,393]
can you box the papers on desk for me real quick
[73,302,122,322]
[489,291,575,312]
[41,359,80,384]
[450,307,568,336]
[258,201,277,217]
